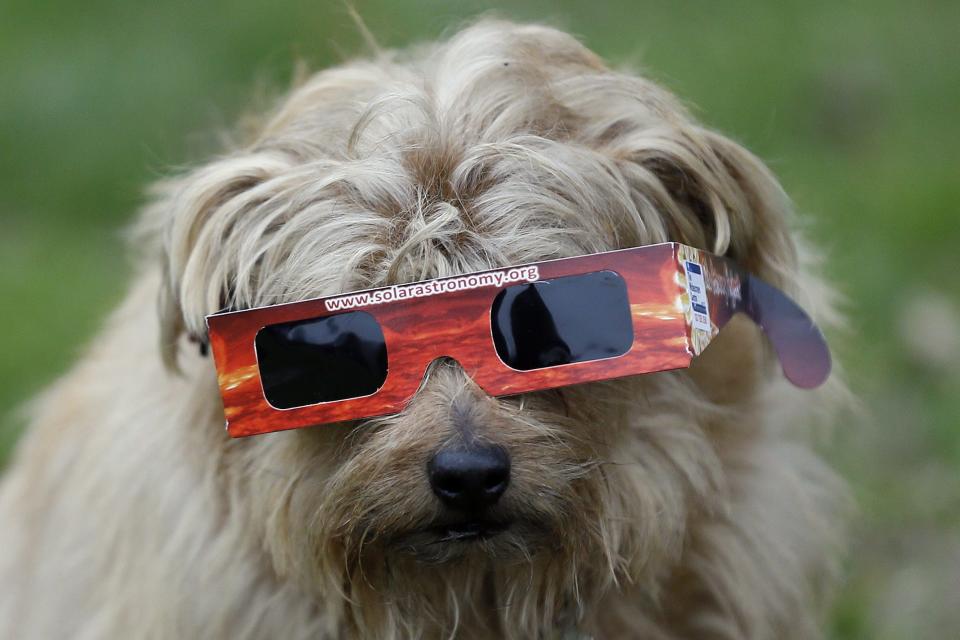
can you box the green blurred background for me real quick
[2,0,958,637]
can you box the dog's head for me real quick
[152,21,823,638]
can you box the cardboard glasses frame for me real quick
[206,242,831,438]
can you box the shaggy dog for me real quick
[0,20,848,639]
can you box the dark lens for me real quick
[491,271,633,371]
[256,311,387,409]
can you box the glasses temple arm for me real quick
[701,255,831,389]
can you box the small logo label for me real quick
[684,260,712,332]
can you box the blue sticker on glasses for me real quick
[684,260,712,332]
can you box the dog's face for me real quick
[157,22,801,637]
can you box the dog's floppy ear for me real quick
[153,151,292,369]
[617,124,800,292]
[695,128,800,289]
[615,124,821,401]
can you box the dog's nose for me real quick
[427,444,510,512]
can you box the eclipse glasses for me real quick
[206,242,830,437]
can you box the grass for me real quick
[2,1,958,636]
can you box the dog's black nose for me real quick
[428,444,510,512]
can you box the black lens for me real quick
[256,311,387,409]
[491,271,633,371]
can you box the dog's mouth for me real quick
[431,519,511,543]
[390,518,520,561]
[386,510,556,564]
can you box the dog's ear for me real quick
[152,151,292,369]
[637,125,843,326]
[616,125,800,292]
[696,129,800,289]
[616,125,826,403]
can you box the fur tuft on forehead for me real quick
[153,20,799,368]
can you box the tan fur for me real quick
[0,21,849,639]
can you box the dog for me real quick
[0,20,848,639]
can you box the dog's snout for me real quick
[428,444,510,512]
